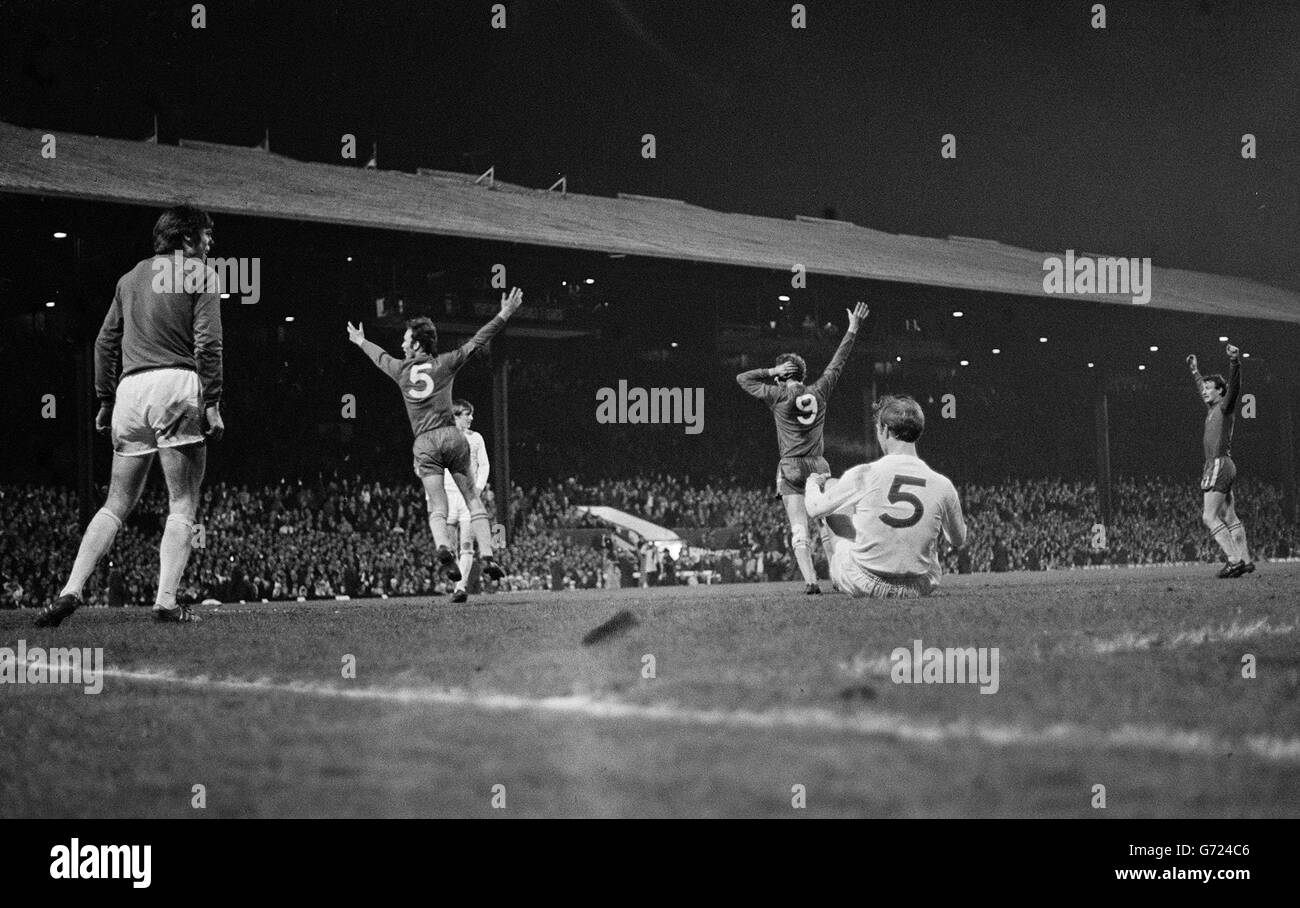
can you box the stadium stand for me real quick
[2,474,1296,607]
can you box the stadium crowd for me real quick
[1,473,1297,608]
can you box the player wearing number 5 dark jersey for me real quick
[737,302,866,595]
[347,287,523,587]
[805,395,966,599]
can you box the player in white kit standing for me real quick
[805,395,967,598]
[439,399,491,603]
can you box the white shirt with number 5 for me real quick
[806,454,967,578]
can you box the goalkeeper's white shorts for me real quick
[112,368,205,456]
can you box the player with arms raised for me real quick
[737,301,867,595]
[347,288,522,589]
[441,399,490,603]
[805,395,966,599]
[1186,343,1253,577]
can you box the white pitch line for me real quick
[1091,617,1299,655]
[101,665,1300,765]
[839,618,1300,672]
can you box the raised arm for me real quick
[736,364,784,404]
[811,301,867,397]
[1186,353,1205,398]
[450,286,523,371]
[1222,346,1241,412]
[347,322,402,381]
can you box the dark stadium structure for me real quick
[2,119,1299,535]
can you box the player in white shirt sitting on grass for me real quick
[806,394,967,599]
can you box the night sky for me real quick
[3,0,1296,291]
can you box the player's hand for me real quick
[500,286,523,319]
[846,301,868,330]
[346,322,366,346]
[1225,343,1240,360]
[203,404,225,441]
[1186,353,1198,372]
[94,403,112,436]
[808,472,831,492]
[769,361,797,380]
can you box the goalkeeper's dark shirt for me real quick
[1202,358,1240,460]
[94,255,224,406]
[736,328,858,459]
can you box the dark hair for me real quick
[152,205,214,254]
[406,317,438,355]
[453,399,474,416]
[1203,374,1226,395]
[775,353,806,383]
[874,394,925,443]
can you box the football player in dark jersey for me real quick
[738,302,867,594]
[348,287,522,590]
[1186,343,1253,578]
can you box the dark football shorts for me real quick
[775,455,831,497]
[413,426,471,478]
[1200,455,1236,495]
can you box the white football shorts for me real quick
[111,368,205,456]
[830,546,934,599]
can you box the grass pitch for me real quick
[2,564,1298,818]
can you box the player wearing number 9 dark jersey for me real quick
[347,287,523,588]
[805,395,966,599]
[737,302,867,594]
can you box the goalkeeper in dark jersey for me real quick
[347,287,523,591]
[36,204,224,628]
[737,302,867,594]
[1186,342,1254,578]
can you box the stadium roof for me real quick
[3,120,1298,324]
